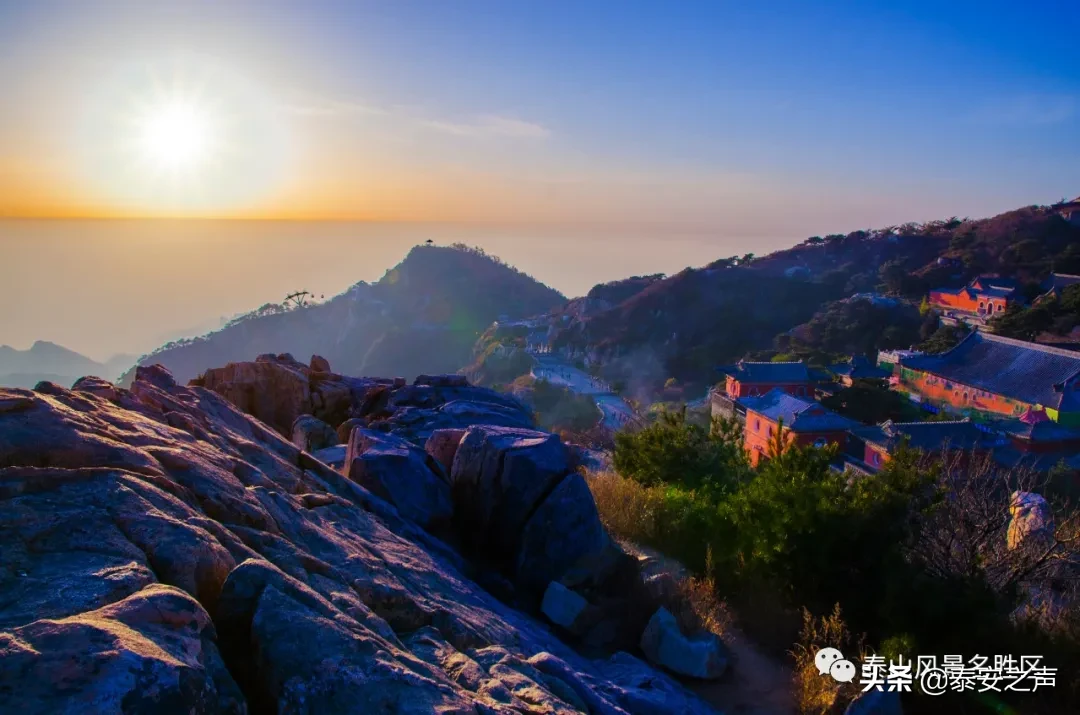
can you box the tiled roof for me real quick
[830,356,891,380]
[738,389,856,432]
[901,332,1080,410]
[971,276,1019,292]
[1044,273,1080,291]
[717,360,810,383]
[997,418,1080,443]
[978,286,1016,299]
[855,419,986,452]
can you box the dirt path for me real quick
[622,541,797,715]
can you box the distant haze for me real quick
[0,219,774,360]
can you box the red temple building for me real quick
[716,360,814,398]
[851,419,987,472]
[928,275,1020,319]
[738,389,856,466]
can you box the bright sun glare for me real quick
[82,58,287,212]
[136,99,216,172]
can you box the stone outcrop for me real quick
[541,582,590,633]
[1007,491,1053,551]
[292,413,339,452]
[196,353,533,449]
[640,607,729,680]
[425,427,467,472]
[344,427,454,530]
[451,425,609,591]
[0,361,714,713]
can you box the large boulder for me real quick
[516,472,609,592]
[541,581,590,633]
[292,413,339,451]
[336,416,368,444]
[1008,491,1053,550]
[1,583,245,713]
[345,428,453,529]
[425,428,467,473]
[198,354,313,435]
[639,607,729,680]
[452,425,609,591]
[197,354,389,436]
[452,426,573,554]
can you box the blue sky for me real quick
[0,0,1078,224]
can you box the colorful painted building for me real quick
[716,360,814,399]
[928,275,1020,319]
[897,332,1080,425]
[738,389,857,466]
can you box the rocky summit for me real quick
[0,354,716,713]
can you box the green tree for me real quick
[613,409,749,494]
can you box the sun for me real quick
[79,57,288,213]
[135,98,216,172]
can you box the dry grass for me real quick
[588,470,732,638]
[669,549,733,637]
[790,604,864,715]
[586,469,665,544]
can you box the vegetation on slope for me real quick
[548,204,1080,398]
[590,414,1080,713]
[123,244,565,384]
[991,283,1080,342]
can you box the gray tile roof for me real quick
[738,389,856,432]
[996,419,1080,443]
[855,420,986,452]
[830,356,891,380]
[717,360,810,383]
[901,332,1080,411]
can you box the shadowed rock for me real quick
[344,428,453,530]
[639,607,729,680]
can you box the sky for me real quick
[1,0,1078,224]
[1,1,1080,357]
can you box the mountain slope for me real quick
[0,341,133,388]
[121,244,565,385]
[541,202,1080,396]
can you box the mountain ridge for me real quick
[119,243,566,385]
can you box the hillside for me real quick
[541,202,1080,396]
[120,244,565,385]
[0,341,134,388]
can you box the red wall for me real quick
[928,290,1010,316]
[743,410,847,466]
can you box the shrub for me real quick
[613,408,750,495]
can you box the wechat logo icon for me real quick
[815,648,856,683]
